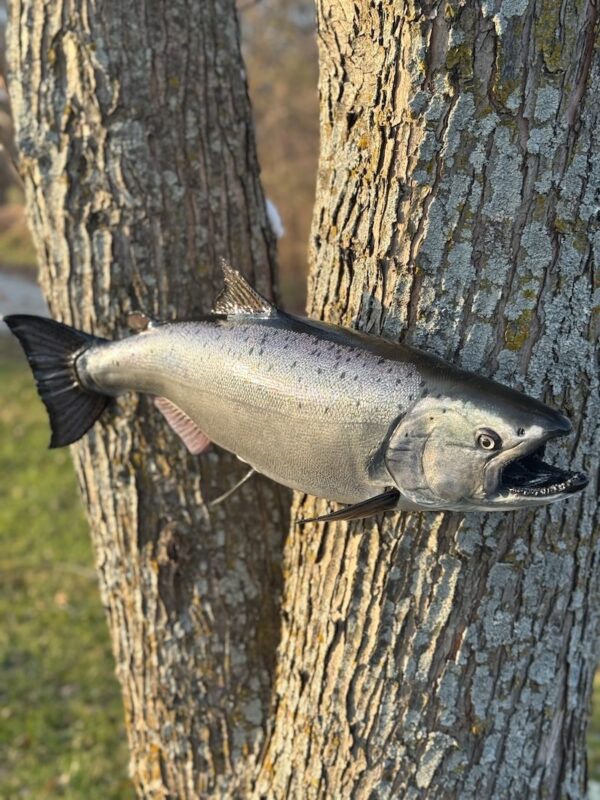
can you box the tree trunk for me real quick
[7,2,288,797]
[257,2,600,798]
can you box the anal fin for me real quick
[155,397,211,454]
[297,489,400,526]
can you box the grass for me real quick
[590,673,600,783]
[0,337,132,799]
[0,333,599,793]
[0,201,38,275]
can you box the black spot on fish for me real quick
[378,357,385,364]
[517,427,525,436]
[340,372,346,379]
[317,367,322,374]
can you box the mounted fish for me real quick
[4,262,588,523]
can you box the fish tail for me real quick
[4,314,110,448]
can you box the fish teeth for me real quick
[511,477,574,496]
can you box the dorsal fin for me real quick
[212,260,277,318]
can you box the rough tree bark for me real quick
[7,2,289,797]
[256,2,600,799]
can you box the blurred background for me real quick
[0,1,597,797]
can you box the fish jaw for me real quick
[480,435,588,509]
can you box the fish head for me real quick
[385,374,588,511]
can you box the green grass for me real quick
[0,202,38,274]
[590,673,600,782]
[0,337,132,799]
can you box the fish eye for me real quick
[477,428,502,451]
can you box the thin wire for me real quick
[208,468,256,507]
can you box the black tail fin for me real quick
[3,314,110,448]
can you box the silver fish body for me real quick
[4,264,589,518]
[78,316,424,504]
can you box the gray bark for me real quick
[257,2,600,798]
[7,2,288,797]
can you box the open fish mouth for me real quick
[501,447,588,498]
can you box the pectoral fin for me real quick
[297,489,400,526]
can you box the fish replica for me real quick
[4,262,588,523]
